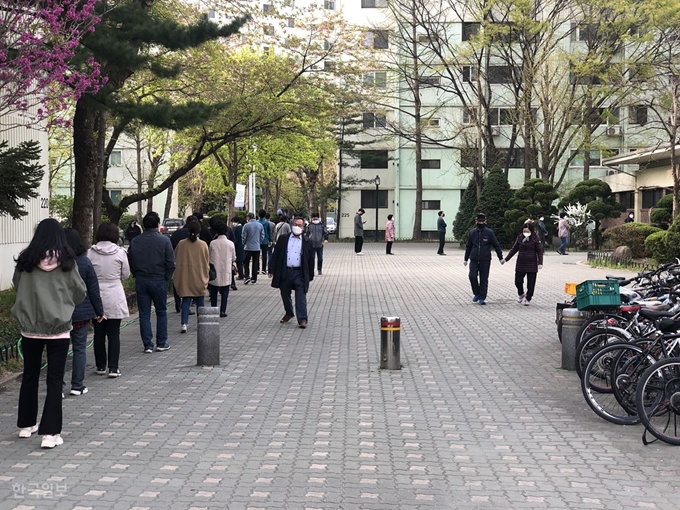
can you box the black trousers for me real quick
[515,271,538,302]
[386,241,393,254]
[243,250,260,281]
[280,268,308,323]
[469,260,491,300]
[437,232,445,254]
[260,245,269,272]
[355,236,364,253]
[18,337,70,435]
[235,260,244,279]
[93,319,122,370]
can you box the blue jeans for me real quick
[136,279,169,350]
[69,325,89,391]
[181,295,205,325]
[558,237,568,254]
[209,285,230,314]
[312,246,324,272]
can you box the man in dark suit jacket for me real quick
[268,217,315,329]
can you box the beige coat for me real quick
[87,242,130,319]
[174,238,209,297]
[209,236,236,287]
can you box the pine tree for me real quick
[0,141,44,219]
[453,177,478,242]
[504,178,559,240]
[477,168,514,246]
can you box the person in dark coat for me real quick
[193,212,213,246]
[268,217,315,329]
[125,220,142,244]
[464,213,504,305]
[504,223,543,306]
[231,216,245,288]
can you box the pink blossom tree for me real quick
[0,0,104,130]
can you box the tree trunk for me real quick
[92,110,107,234]
[336,122,345,234]
[137,136,143,219]
[411,7,423,240]
[72,101,98,246]
[164,181,174,219]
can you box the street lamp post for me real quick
[375,175,380,242]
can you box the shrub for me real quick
[477,168,514,246]
[644,230,680,264]
[603,222,661,258]
[650,209,672,229]
[453,177,477,242]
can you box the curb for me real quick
[0,369,22,388]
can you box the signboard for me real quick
[234,184,246,208]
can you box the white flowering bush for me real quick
[551,202,594,249]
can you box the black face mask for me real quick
[476,223,486,230]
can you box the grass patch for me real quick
[587,257,647,272]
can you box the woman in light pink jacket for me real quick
[385,214,395,255]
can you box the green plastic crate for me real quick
[575,280,620,311]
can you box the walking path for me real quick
[1,243,678,509]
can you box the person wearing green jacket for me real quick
[12,218,86,449]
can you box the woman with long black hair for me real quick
[12,218,86,448]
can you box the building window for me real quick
[642,188,669,209]
[460,147,477,167]
[491,148,535,168]
[359,150,389,169]
[366,30,389,49]
[265,25,276,36]
[419,75,440,87]
[363,71,387,88]
[109,150,122,167]
[324,0,335,9]
[287,18,294,27]
[323,60,335,71]
[421,159,441,169]
[462,22,480,41]
[487,65,514,84]
[208,10,216,19]
[617,191,634,209]
[628,105,648,125]
[361,0,387,7]
[110,190,122,206]
[263,4,273,13]
[462,66,478,83]
[569,150,602,167]
[361,190,388,209]
[362,112,387,129]
[422,200,441,210]
[324,40,332,51]
[423,118,440,128]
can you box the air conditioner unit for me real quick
[490,126,501,136]
[606,125,621,136]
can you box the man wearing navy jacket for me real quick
[464,213,504,305]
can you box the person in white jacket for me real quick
[208,221,237,317]
[87,223,130,378]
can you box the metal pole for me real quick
[380,316,401,370]
[375,179,379,242]
[561,308,586,370]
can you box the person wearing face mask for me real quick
[269,217,315,329]
[437,210,447,255]
[624,212,634,223]
[306,212,329,275]
[504,223,543,306]
[537,215,549,250]
[463,213,504,305]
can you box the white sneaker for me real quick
[517,293,526,304]
[18,425,38,438]
[524,300,531,306]
[356,252,364,256]
[41,434,64,449]
[70,387,88,396]
[181,324,187,333]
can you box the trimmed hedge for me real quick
[644,230,680,264]
[603,222,661,258]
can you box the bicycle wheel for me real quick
[575,328,631,379]
[581,342,649,425]
[576,314,627,346]
[611,344,658,416]
[636,357,680,445]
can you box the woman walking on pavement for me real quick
[385,214,395,255]
[504,223,543,306]
[88,223,130,376]
[208,221,237,317]
[63,228,105,396]
[13,218,86,448]
[174,221,210,333]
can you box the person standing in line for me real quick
[266,212,276,272]
[269,217,315,329]
[128,212,175,353]
[504,223,543,306]
[464,213,504,305]
[306,212,329,275]
[13,218,86,449]
[275,215,291,242]
[385,214,395,255]
[354,208,365,255]
[208,221,237,318]
[170,215,197,312]
[174,221,210,333]
[242,212,264,284]
[231,217,245,289]
[537,215,549,251]
[258,209,273,275]
[125,219,142,244]
[193,212,213,246]
[88,223,131,377]
[624,212,635,223]
[63,228,105,396]
[437,210,447,255]
[557,212,570,255]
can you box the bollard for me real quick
[197,306,220,367]
[380,316,401,370]
[561,308,587,370]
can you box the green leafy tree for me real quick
[504,178,559,239]
[477,168,514,246]
[0,141,44,219]
[453,177,478,242]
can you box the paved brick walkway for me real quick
[1,243,679,509]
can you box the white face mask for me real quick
[312,219,320,224]
[523,232,531,238]
[539,217,544,221]
[291,226,303,236]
